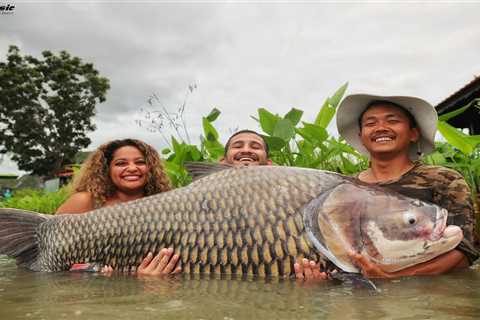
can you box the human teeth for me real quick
[375,137,392,142]
[240,158,253,161]
[123,176,140,181]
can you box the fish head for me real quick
[304,182,463,273]
[360,192,463,272]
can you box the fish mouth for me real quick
[429,208,448,241]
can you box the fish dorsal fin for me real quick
[184,162,234,181]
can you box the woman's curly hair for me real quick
[71,139,172,208]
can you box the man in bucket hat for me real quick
[296,94,478,280]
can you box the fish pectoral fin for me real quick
[184,162,234,181]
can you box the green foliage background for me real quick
[0,187,70,214]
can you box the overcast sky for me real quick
[1,1,480,174]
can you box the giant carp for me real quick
[0,165,463,276]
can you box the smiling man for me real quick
[220,130,272,166]
[296,94,479,280]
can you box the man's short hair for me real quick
[224,130,269,156]
[358,100,418,129]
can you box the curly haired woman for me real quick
[57,138,180,276]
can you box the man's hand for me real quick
[137,248,182,276]
[349,249,469,278]
[294,258,329,282]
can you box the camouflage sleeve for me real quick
[433,170,479,265]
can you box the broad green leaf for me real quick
[171,137,181,154]
[172,147,186,165]
[258,108,280,135]
[437,121,474,154]
[314,99,329,126]
[273,118,296,141]
[465,134,480,146]
[328,82,349,108]
[164,160,181,174]
[314,99,336,129]
[427,151,447,165]
[203,139,224,160]
[297,122,328,143]
[341,155,357,173]
[438,98,480,121]
[206,108,221,122]
[164,161,190,188]
[186,145,203,161]
[262,135,286,151]
[284,108,303,126]
[202,117,219,141]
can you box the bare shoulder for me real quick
[56,192,95,214]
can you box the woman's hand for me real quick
[137,248,182,276]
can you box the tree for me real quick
[0,46,110,177]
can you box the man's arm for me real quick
[349,249,468,279]
[434,168,479,265]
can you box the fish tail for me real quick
[0,208,50,270]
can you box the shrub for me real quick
[0,187,70,214]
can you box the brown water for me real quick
[1,256,479,320]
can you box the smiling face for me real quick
[359,103,420,158]
[222,132,272,166]
[109,145,149,194]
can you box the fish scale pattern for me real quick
[37,166,344,276]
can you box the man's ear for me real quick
[410,127,420,143]
[266,159,273,165]
[358,131,367,147]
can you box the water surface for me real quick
[1,256,479,319]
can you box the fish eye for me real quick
[403,212,417,225]
[412,199,422,207]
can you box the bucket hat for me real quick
[336,94,437,159]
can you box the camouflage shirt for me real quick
[355,161,479,265]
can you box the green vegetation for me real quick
[251,83,368,174]
[160,83,368,188]
[0,187,70,214]
[424,99,480,234]
[424,99,480,198]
